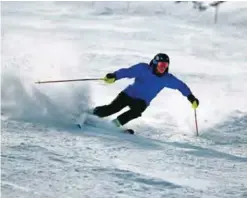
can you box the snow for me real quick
[1,2,247,198]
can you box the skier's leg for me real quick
[93,92,129,117]
[116,98,147,125]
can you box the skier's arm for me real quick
[167,75,192,96]
[103,64,142,83]
[114,63,143,80]
[167,74,199,108]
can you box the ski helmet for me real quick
[150,53,170,76]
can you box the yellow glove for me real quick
[103,73,116,84]
[187,94,199,109]
[192,100,199,109]
[104,77,115,84]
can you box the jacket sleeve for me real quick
[166,74,192,97]
[114,63,143,80]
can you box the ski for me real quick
[75,112,135,135]
[77,124,82,129]
[76,123,134,135]
[124,129,135,135]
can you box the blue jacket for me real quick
[114,63,192,105]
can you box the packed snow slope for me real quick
[1,2,247,198]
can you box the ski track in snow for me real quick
[1,2,247,198]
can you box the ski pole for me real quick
[35,78,104,84]
[194,109,199,136]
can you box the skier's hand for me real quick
[103,73,116,84]
[187,94,199,109]
[192,99,199,109]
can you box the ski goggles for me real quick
[153,60,169,73]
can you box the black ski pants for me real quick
[93,92,147,125]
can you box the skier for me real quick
[93,53,199,128]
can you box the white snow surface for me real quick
[1,2,247,198]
